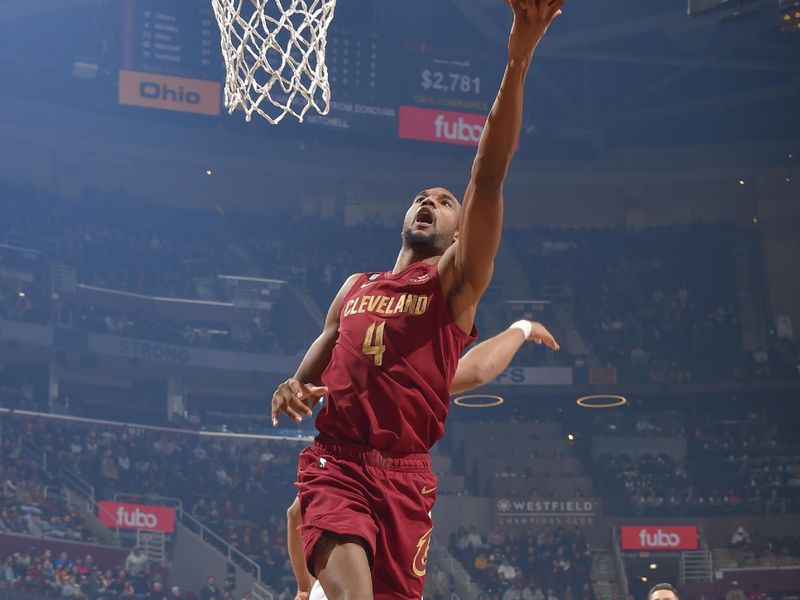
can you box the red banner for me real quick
[398,106,488,147]
[97,501,175,534]
[621,526,699,551]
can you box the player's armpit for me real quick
[294,272,360,386]
[271,273,360,426]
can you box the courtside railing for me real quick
[178,509,263,580]
[58,463,121,543]
[612,528,630,598]
[430,537,482,600]
[0,419,121,543]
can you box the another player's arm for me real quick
[439,0,564,327]
[450,320,560,394]
[271,273,360,426]
[287,497,314,600]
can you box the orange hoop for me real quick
[453,394,505,408]
[576,394,627,409]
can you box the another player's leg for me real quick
[287,496,317,600]
[309,580,327,600]
[312,534,373,600]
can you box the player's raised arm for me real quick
[450,320,560,394]
[440,0,563,311]
[271,273,360,426]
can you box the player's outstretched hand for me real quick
[505,0,565,58]
[271,378,328,426]
[529,321,561,351]
[294,593,310,600]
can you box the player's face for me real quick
[651,592,679,600]
[402,187,461,253]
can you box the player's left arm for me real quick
[450,320,559,394]
[439,0,564,329]
[287,497,315,600]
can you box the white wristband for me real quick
[510,320,533,339]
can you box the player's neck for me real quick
[393,246,440,274]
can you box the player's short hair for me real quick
[648,583,680,600]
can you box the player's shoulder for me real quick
[333,272,365,303]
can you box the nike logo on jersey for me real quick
[421,486,437,495]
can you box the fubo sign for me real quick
[97,501,175,534]
[398,106,487,147]
[620,526,699,551]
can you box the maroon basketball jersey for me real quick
[316,261,476,454]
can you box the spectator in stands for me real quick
[475,550,491,573]
[430,565,450,600]
[124,547,148,576]
[200,576,222,600]
[468,526,485,551]
[109,569,128,596]
[62,573,85,599]
[731,526,751,549]
[498,558,517,581]
[53,552,72,570]
[0,547,189,600]
[98,569,115,597]
[487,526,506,546]
[147,580,168,600]
[579,583,594,600]
[131,570,150,596]
[725,582,746,600]
[85,569,104,599]
[503,581,523,600]
[169,585,183,600]
[2,556,15,588]
[121,581,138,600]
[25,511,46,536]
[221,576,235,599]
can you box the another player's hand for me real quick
[528,321,560,351]
[504,0,565,58]
[271,378,328,427]
[294,592,310,600]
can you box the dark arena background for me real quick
[0,1,799,600]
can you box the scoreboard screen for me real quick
[308,35,502,143]
[120,0,221,80]
[118,0,223,116]
[113,0,506,145]
[400,42,497,116]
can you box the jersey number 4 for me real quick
[362,321,386,366]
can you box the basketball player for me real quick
[648,583,681,600]
[271,2,564,598]
[286,320,560,600]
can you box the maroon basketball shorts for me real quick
[295,435,437,600]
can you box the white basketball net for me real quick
[211,0,337,124]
